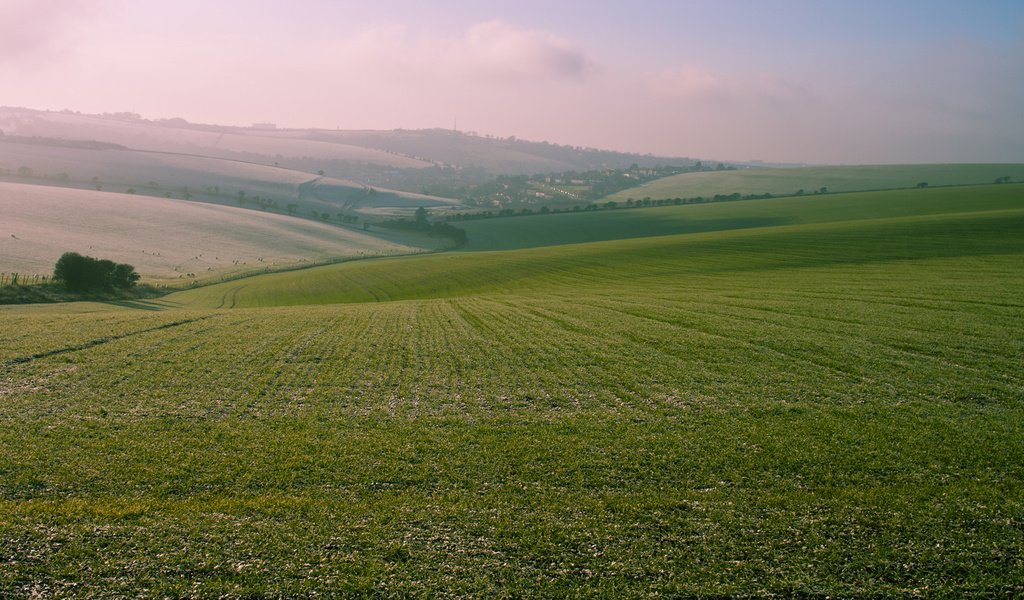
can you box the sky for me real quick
[2,0,1023,164]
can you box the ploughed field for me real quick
[1,185,1022,596]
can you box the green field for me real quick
[605,164,1024,203]
[457,183,1024,251]
[2,185,1023,595]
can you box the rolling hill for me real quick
[0,107,694,177]
[456,183,1024,251]
[0,136,461,221]
[606,164,1024,202]
[2,183,1022,595]
[166,184,1024,308]
[0,181,447,284]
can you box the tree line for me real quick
[377,207,468,247]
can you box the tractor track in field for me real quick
[1,315,218,367]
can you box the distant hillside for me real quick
[605,164,1024,201]
[0,135,459,223]
[0,182,447,285]
[314,128,694,174]
[0,107,693,177]
[0,108,430,170]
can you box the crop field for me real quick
[1,185,1022,595]
[0,182,442,284]
[458,183,1024,251]
[605,164,1024,203]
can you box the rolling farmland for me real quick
[0,110,433,169]
[0,182,445,284]
[1,184,1023,595]
[606,164,1024,203]
[0,138,459,221]
[456,183,1024,251]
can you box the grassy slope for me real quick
[159,184,1024,309]
[605,163,1024,202]
[0,181,442,284]
[456,183,1024,251]
[2,185,1023,595]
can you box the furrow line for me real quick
[1,315,218,367]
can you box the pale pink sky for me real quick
[3,0,1023,163]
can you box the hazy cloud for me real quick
[0,0,102,65]
[460,20,595,82]
[652,66,808,106]
[333,20,595,84]
[653,66,730,100]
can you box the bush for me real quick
[53,252,140,291]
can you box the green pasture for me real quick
[170,185,1024,306]
[1,184,1022,596]
[458,183,1024,251]
[605,163,1024,203]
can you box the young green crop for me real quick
[604,163,1024,203]
[1,184,1022,596]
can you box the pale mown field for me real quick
[0,182,442,284]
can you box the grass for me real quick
[0,282,165,306]
[169,185,1024,307]
[605,163,1024,202]
[457,183,1024,251]
[1,184,1022,595]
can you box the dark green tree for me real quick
[54,252,139,291]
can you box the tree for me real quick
[54,252,139,291]
[414,206,428,225]
[110,263,140,287]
